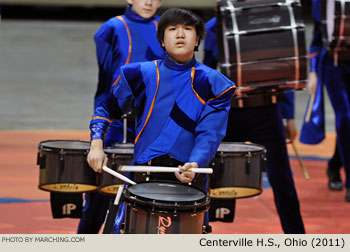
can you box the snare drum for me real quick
[98,143,134,195]
[123,181,210,234]
[217,0,307,92]
[37,140,97,193]
[209,142,266,199]
[321,0,350,56]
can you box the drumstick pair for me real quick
[102,166,213,185]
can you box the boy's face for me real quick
[162,24,199,63]
[127,0,162,19]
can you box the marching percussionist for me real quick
[87,8,236,233]
[300,0,350,202]
[203,5,305,234]
[78,0,164,234]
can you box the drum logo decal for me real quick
[52,183,79,191]
[210,188,238,198]
[249,16,281,25]
[216,208,231,219]
[62,203,77,215]
[157,216,172,234]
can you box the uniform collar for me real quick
[163,53,196,71]
[124,4,155,23]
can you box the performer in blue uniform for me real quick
[204,16,305,234]
[88,8,236,233]
[78,0,163,234]
[300,0,350,202]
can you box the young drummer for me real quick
[88,8,236,233]
[78,0,163,234]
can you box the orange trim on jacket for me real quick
[134,60,160,144]
[91,116,114,124]
[190,66,206,105]
[113,16,132,87]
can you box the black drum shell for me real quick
[98,143,134,195]
[123,181,210,234]
[209,142,266,199]
[124,206,206,234]
[37,140,97,193]
[224,56,307,91]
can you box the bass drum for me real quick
[217,0,307,102]
[123,181,210,234]
[37,140,97,193]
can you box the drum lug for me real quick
[111,154,118,171]
[210,153,224,179]
[59,149,66,172]
[37,150,46,169]
[261,150,267,172]
[245,152,252,174]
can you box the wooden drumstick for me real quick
[305,93,315,123]
[291,142,310,180]
[118,165,213,174]
[103,166,137,185]
[114,184,124,205]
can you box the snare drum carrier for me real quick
[98,143,134,195]
[321,0,350,60]
[217,0,307,108]
[123,181,210,234]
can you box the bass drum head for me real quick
[124,181,210,213]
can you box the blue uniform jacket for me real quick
[90,54,236,167]
[94,5,164,109]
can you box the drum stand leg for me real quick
[102,185,124,234]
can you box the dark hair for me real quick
[157,8,206,51]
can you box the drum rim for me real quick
[104,143,135,155]
[38,139,90,152]
[123,181,210,213]
[217,142,266,154]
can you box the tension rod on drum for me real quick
[118,165,213,174]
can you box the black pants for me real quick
[224,104,305,234]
